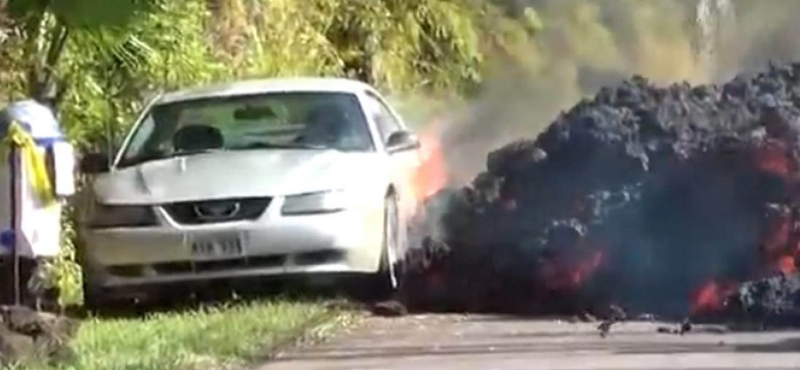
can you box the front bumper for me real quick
[81,196,385,289]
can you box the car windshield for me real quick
[118,91,373,167]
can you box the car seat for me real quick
[172,125,224,152]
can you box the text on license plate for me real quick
[190,234,245,258]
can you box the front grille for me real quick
[294,250,345,266]
[108,265,144,277]
[163,197,271,225]
[108,255,288,277]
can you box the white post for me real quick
[10,146,20,306]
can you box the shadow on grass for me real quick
[68,274,375,320]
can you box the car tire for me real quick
[82,273,129,315]
[81,280,108,314]
[370,194,401,298]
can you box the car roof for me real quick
[155,77,377,105]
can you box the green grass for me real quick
[27,300,352,370]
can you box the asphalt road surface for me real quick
[260,314,800,370]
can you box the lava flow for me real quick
[540,251,604,291]
[690,281,736,316]
[400,63,800,321]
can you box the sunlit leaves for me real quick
[227,0,509,94]
[60,0,220,149]
[8,0,154,29]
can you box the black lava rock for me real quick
[404,63,800,320]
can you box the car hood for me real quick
[92,150,388,204]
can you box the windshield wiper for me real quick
[118,148,220,168]
[237,142,331,150]
[167,148,221,158]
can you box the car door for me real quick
[362,90,422,229]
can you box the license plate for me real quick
[189,233,245,259]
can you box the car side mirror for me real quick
[386,131,421,153]
[79,152,111,174]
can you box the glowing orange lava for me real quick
[413,122,447,202]
[760,205,800,275]
[542,251,605,291]
[691,281,722,314]
[764,214,791,255]
[755,141,791,178]
[691,280,736,315]
[778,255,796,275]
[571,251,604,286]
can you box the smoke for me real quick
[441,0,800,185]
[714,0,800,78]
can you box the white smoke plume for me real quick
[441,0,800,185]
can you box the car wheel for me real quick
[82,273,129,315]
[81,280,108,314]
[372,194,401,297]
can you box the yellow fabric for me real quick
[2,121,56,207]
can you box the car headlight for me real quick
[89,204,157,228]
[281,190,355,215]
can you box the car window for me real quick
[122,114,155,158]
[364,92,402,145]
[118,92,373,167]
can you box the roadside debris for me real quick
[657,318,728,335]
[576,312,597,322]
[371,300,409,317]
[0,305,78,366]
[597,304,627,338]
[597,320,616,338]
[680,318,692,335]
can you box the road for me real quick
[260,314,800,370]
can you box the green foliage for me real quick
[7,0,153,29]
[0,26,26,103]
[5,0,533,147]
[27,300,350,370]
[229,0,344,78]
[214,0,515,93]
[40,207,83,307]
[5,0,158,102]
[60,0,221,149]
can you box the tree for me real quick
[5,0,155,103]
[61,0,221,149]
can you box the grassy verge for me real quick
[27,299,353,370]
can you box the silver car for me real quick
[77,78,424,305]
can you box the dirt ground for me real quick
[259,314,800,370]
